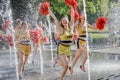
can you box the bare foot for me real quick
[69,66,74,75]
[80,65,86,72]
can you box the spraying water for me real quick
[0,0,13,67]
[39,44,43,74]
[47,16,54,65]
[82,0,91,80]
[1,0,19,79]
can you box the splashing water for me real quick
[47,16,54,65]
[82,0,91,80]
[9,8,19,80]
[0,0,19,80]
[0,0,12,67]
[39,44,44,74]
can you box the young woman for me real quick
[49,7,74,80]
[69,15,98,73]
[17,22,31,78]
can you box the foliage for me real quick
[2,0,118,26]
[48,0,70,20]
[86,1,96,14]
[92,33,109,43]
[9,0,118,23]
[45,0,117,24]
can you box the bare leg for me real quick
[23,55,29,64]
[22,55,29,72]
[67,56,70,62]
[81,48,90,70]
[58,55,68,80]
[18,52,24,75]
[32,43,38,64]
[34,43,39,55]
[71,48,83,69]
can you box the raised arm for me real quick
[88,24,98,30]
[48,8,59,27]
[69,7,74,30]
[48,8,63,34]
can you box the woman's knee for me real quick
[85,51,89,59]
[75,50,82,57]
[63,64,68,69]
[24,56,29,64]
[19,59,23,65]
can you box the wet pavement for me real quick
[0,45,120,80]
[90,52,120,80]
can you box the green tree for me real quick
[48,0,70,20]
[86,0,110,24]
[9,0,118,24]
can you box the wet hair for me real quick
[21,22,27,26]
[16,20,21,24]
[15,18,22,24]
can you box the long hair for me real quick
[79,14,85,23]
[22,22,27,26]
[60,17,71,32]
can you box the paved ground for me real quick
[91,46,120,54]
[0,45,120,80]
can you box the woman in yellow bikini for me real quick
[69,15,98,74]
[16,22,31,78]
[49,7,74,80]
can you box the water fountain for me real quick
[0,0,12,67]
[9,9,19,80]
[38,44,43,74]
[0,0,19,80]
[47,15,54,65]
[82,0,90,80]
[107,3,120,46]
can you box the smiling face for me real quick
[16,20,22,28]
[61,17,69,26]
[79,15,85,24]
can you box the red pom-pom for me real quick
[39,2,50,16]
[54,33,60,40]
[69,9,79,22]
[30,29,41,44]
[65,0,78,8]
[5,34,13,46]
[74,10,79,22]
[2,20,11,30]
[42,36,49,43]
[96,16,107,30]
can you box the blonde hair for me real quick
[60,17,71,31]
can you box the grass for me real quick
[88,28,108,33]
[92,33,109,38]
